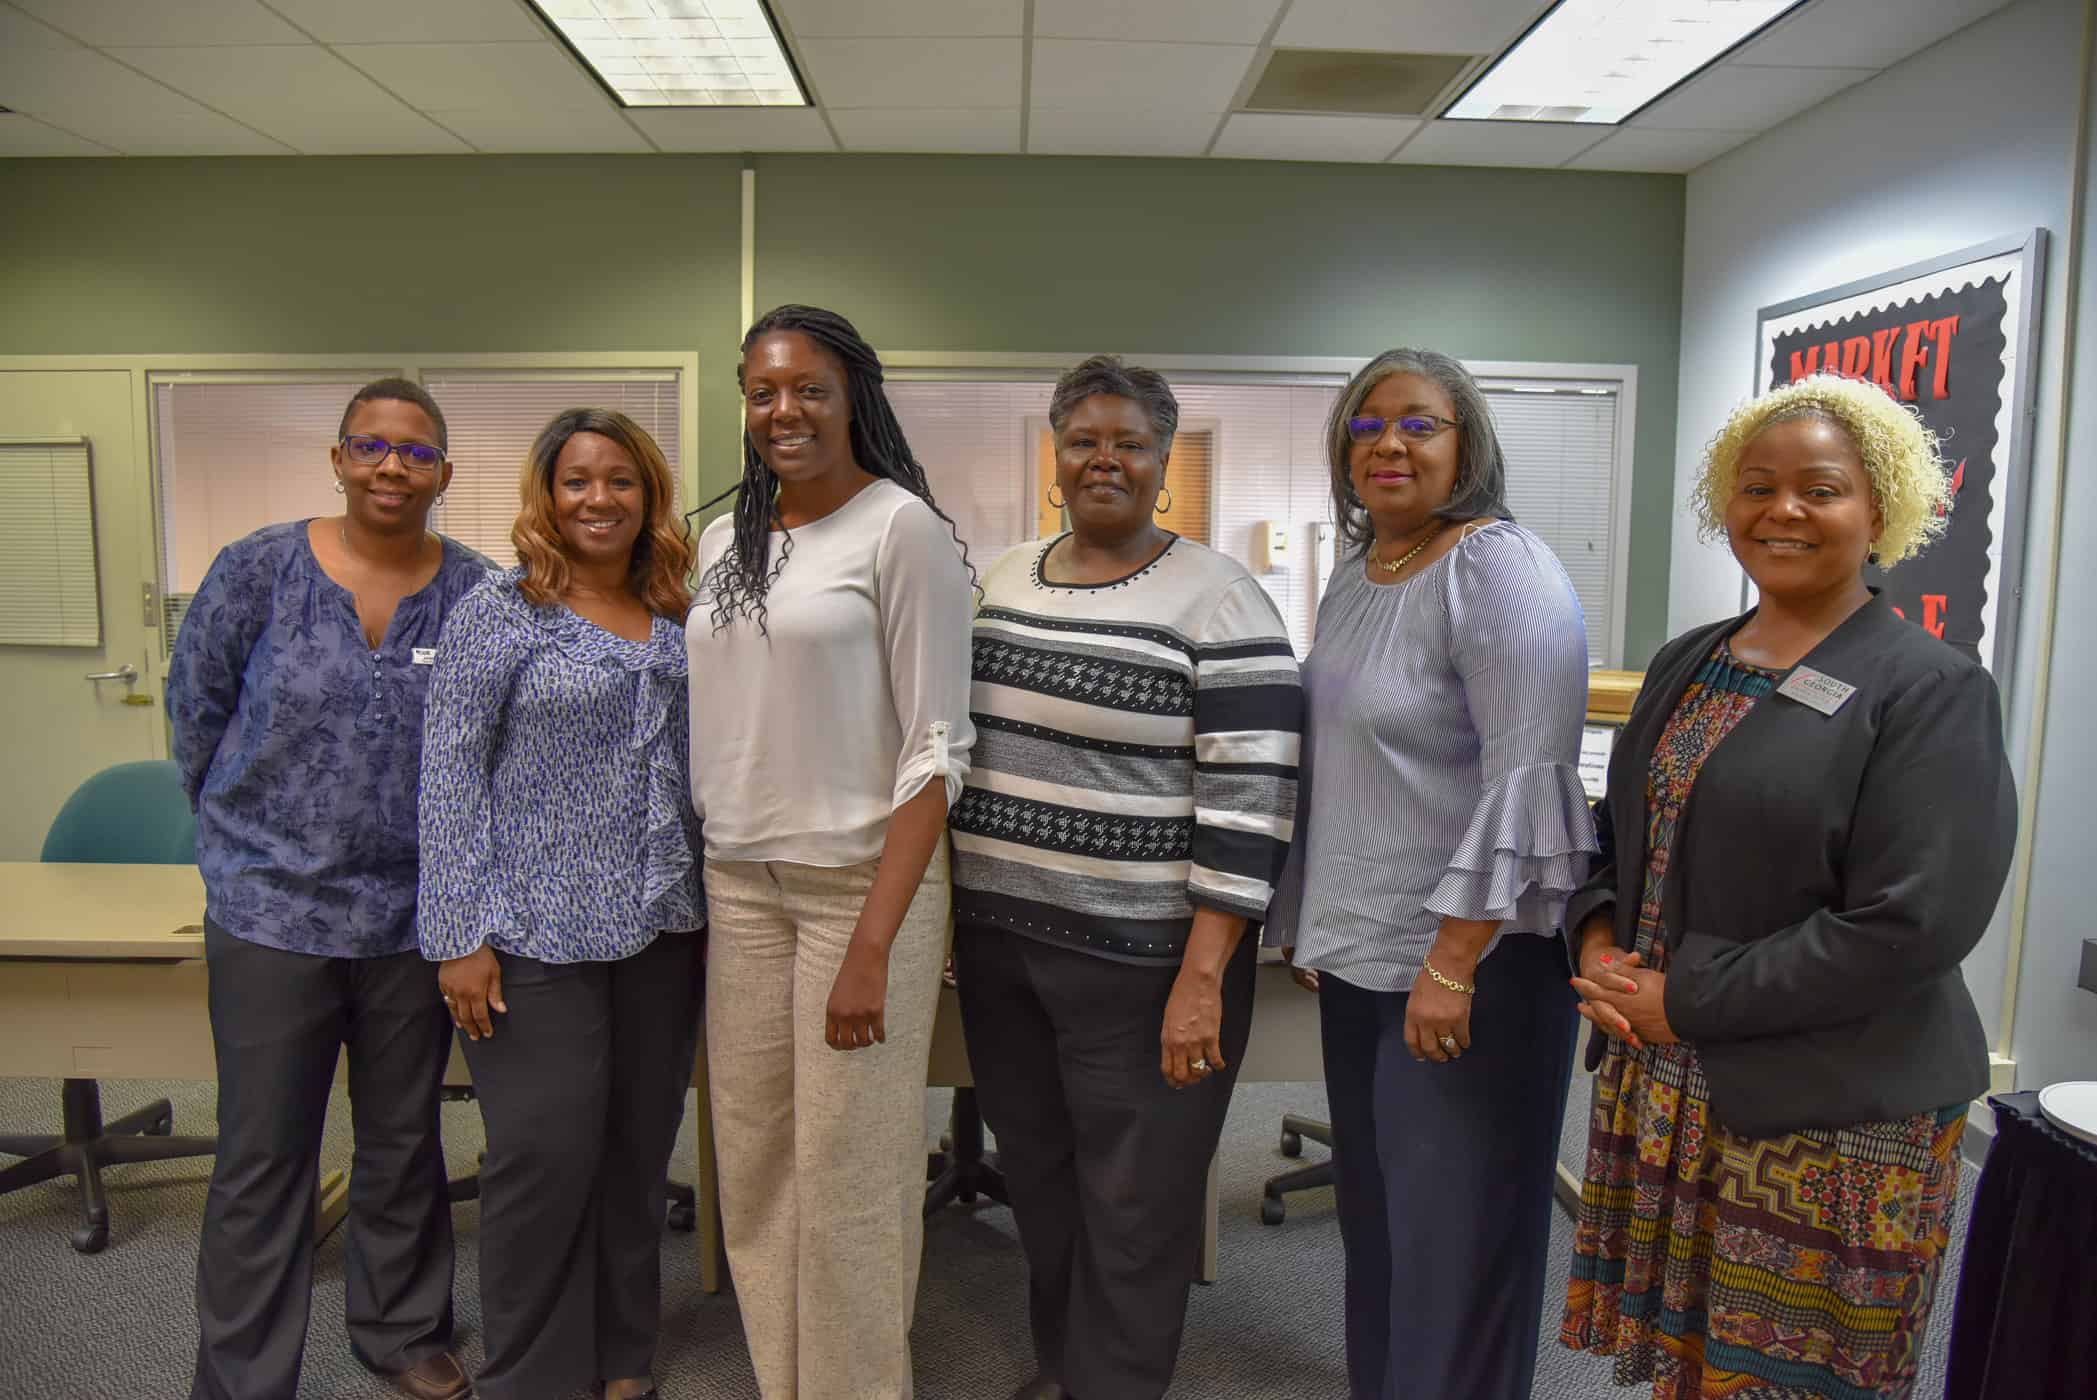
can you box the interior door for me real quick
[0,370,162,859]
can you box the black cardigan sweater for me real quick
[1562,594,2016,1140]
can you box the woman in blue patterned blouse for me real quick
[168,378,487,1400]
[418,409,702,1400]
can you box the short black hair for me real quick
[1049,354,1180,461]
[338,377,448,453]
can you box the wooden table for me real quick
[0,864,1321,1284]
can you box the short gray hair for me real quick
[1326,348,1510,553]
[1049,355,1179,462]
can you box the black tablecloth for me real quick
[1944,1090,2097,1399]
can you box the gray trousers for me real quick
[191,920,456,1400]
[460,930,704,1400]
[954,926,1256,1400]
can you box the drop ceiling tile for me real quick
[830,107,1021,152]
[437,105,652,153]
[1033,0,1286,45]
[264,0,547,44]
[795,37,1020,108]
[1212,112,1417,162]
[10,0,305,46]
[1274,0,1557,56]
[0,6,82,51]
[111,46,471,153]
[0,112,115,156]
[1633,64,1877,131]
[1390,120,1607,168]
[775,0,1023,38]
[628,106,839,151]
[0,45,289,153]
[337,42,605,111]
[1737,0,2013,70]
[1031,40,1254,112]
[1027,106,1222,157]
[1565,126,1754,173]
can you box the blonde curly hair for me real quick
[1690,373,1952,566]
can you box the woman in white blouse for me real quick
[686,304,975,1399]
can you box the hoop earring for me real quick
[1154,486,1174,515]
[333,478,345,495]
[1046,483,1066,509]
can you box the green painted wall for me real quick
[0,153,749,502]
[754,155,1684,665]
[0,150,1684,663]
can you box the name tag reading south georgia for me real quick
[412,647,438,666]
[1776,665,1856,716]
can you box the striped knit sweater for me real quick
[950,534,1303,965]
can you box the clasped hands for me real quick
[1569,927,1677,1050]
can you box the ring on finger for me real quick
[1190,1057,1210,1074]
[1438,1034,1459,1054]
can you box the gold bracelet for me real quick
[1423,960,1475,996]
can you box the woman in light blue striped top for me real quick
[418,409,702,1400]
[1265,348,1597,1400]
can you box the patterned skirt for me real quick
[1560,1031,1966,1400]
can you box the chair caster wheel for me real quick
[71,1221,110,1254]
[667,1202,696,1232]
[1279,1130,1303,1158]
[147,1114,173,1136]
[1260,1195,1286,1226]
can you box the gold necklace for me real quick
[1373,521,1445,575]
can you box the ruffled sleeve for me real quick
[1421,524,1598,931]
[632,621,700,933]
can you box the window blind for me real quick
[422,374,683,569]
[1485,387,1620,665]
[0,440,101,647]
[887,379,1049,568]
[155,379,367,650]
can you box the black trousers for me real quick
[954,925,1256,1400]
[460,931,704,1400]
[1318,932,1577,1400]
[191,920,455,1400]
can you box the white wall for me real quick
[2012,6,2097,1095]
[1671,0,2091,1069]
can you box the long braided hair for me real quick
[701,304,974,634]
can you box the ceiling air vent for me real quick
[1244,49,1477,118]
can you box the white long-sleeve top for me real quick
[686,478,976,866]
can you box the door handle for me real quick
[85,663,140,684]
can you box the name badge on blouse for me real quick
[1776,665,1856,716]
[412,647,438,666]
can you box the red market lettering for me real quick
[1788,314,1958,402]
[1888,595,1951,639]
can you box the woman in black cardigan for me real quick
[1558,374,2016,1400]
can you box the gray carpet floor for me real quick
[0,1076,1972,1398]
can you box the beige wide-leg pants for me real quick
[704,841,949,1400]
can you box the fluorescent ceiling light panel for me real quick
[1446,0,1810,125]
[528,0,807,107]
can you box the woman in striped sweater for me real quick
[950,355,1303,1400]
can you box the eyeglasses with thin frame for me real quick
[1346,413,1461,445]
[338,434,446,473]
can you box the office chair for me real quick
[1260,1116,1333,1225]
[1,761,219,1253]
[924,1087,1009,1219]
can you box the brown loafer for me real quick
[392,1352,471,1400]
